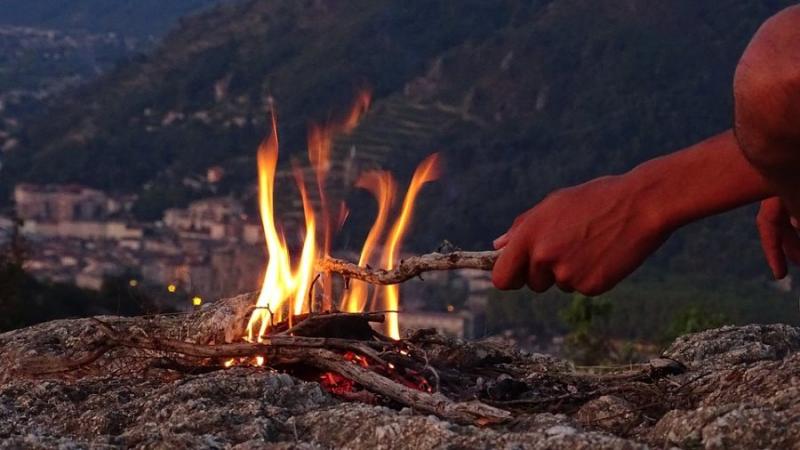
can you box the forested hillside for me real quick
[2,0,798,336]
[0,0,224,156]
[0,0,221,38]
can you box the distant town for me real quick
[9,177,264,301]
[1,169,496,340]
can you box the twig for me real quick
[316,251,498,285]
[308,273,321,313]
[26,319,509,426]
[307,347,510,425]
[17,343,113,375]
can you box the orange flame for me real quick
[308,89,372,310]
[291,164,317,316]
[381,154,441,339]
[243,92,441,348]
[342,171,396,312]
[246,112,317,342]
[340,90,372,133]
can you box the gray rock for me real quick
[663,324,800,369]
[3,297,800,449]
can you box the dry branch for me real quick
[307,347,511,425]
[22,318,510,426]
[20,344,113,375]
[317,250,499,285]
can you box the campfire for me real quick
[244,91,441,344]
[218,94,508,422]
[16,94,688,430]
[17,93,510,425]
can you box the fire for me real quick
[380,154,440,338]
[244,92,440,343]
[308,90,372,311]
[245,112,316,341]
[342,171,396,313]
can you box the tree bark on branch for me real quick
[316,251,498,285]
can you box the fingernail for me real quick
[791,216,799,229]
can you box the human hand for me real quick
[756,197,800,280]
[492,175,674,296]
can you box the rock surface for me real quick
[1,299,799,449]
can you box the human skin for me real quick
[492,5,800,295]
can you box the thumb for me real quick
[493,233,509,250]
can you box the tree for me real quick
[0,217,31,330]
[559,294,613,365]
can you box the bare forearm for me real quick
[627,130,773,231]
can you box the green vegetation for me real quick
[661,306,728,344]
[484,272,797,346]
[559,295,614,364]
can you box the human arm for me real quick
[492,130,774,295]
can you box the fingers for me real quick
[525,251,555,293]
[553,265,575,293]
[491,234,529,290]
[757,198,788,279]
[493,230,558,293]
[493,233,509,250]
[494,211,535,249]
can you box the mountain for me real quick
[1,0,798,329]
[0,0,221,39]
[0,0,225,157]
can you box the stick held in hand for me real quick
[316,250,498,285]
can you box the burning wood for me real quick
[25,95,518,425]
[10,92,683,439]
[244,94,448,341]
[14,295,695,435]
[4,306,797,448]
[20,311,514,425]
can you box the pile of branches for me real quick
[16,251,692,429]
[20,310,690,428]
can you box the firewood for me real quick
[306,347,511,425]
[277,311,385,339]
[316,250,499,285]
[20,317,510,426]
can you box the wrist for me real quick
[621,166,681,236]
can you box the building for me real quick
[20,220,142,240]
[14,184,122,222]
[163,197,245,240]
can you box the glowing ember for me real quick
[320,372,356,395]
[244,93,440,343]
